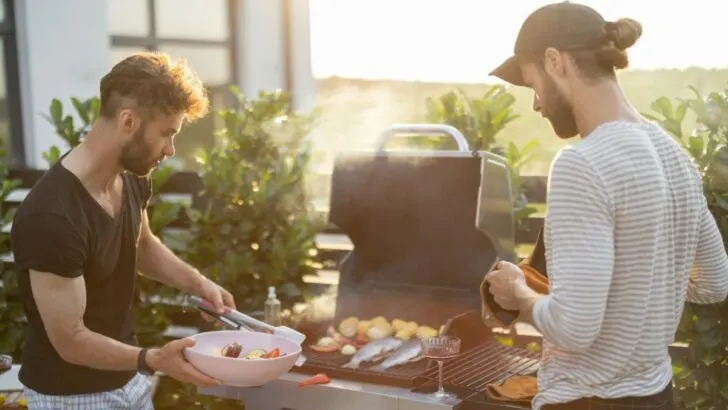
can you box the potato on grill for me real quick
[338,317,359,338]
[356,320,372,335]
[395,329,414,340]
[366,320,393,340]
[416,326,438,339]
[391,318,407,332]
[340,344,357,355]
[404,321,418,332]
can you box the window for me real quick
[107,0,238,169]
[0,0,25,167]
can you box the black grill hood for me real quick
[328,150,513,328]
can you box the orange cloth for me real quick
[520,226,549,294]
[520,262,549,295]
[486,375,538,403]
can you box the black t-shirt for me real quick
[10,160,152,395]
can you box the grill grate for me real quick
[293,346,429,388]
[413,340,540,393]
[293,339,540,395]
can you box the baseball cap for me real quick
[489,2,609,86]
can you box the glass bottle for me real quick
[264,286,281,326]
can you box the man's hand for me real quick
[484,261,527,310]
[196,278,236,326]
[147,338,221,387]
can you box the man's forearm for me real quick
[63,328,142,371]
[515,282,545,326]
[137,233,205,295]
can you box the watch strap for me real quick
[137,348,154,375]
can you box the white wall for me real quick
[236,0,286,96]
[15,0,111,168]
[235,0,316,113]
[288,0,316,114]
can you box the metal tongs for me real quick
[191,299,256,332]
[185,295,307,345]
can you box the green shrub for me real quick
[644,86,728,410]
[0,140,23,361]
[424,87,520,151]
[183,87,321,310]
[41,97,100,166]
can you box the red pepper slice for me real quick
[309,343,339,353]
[298,373,331,388]
[262,347,280,359]
[333,334,353,346]
[356,333,369,344]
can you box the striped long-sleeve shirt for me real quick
[531,120,728,409]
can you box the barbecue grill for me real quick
[199,124,540,409]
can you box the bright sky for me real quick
[309,0,724,83]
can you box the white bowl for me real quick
[183,330,302,387]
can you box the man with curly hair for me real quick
[11,52,235,409]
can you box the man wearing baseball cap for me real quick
[483,2,728,410]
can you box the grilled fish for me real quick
[341,337,403,369]
[370,339,424,371]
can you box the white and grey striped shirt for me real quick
[531,120,728,409]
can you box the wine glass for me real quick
[421,335,461,401]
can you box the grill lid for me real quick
[327,124,514,327]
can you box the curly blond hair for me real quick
[99,51,209,122]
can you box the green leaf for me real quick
[662,118,684,139]
[701,348,717,366]
[673,364,692,380]
[675,102,688,123]
[71,97,90,124]
[642,113,662,122]
[50,98,63,123]
[89,98,101,122]
[514,206,538,223]
[650,96,673,119]
[687,135,705,159]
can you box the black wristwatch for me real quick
[137,348,154,376]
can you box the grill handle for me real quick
[374,123,470,152]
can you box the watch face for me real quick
[0,354,11,372]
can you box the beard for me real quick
[120,123,162,176]
[542,75,579,139]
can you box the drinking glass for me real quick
[421,335,461,401]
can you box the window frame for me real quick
[109,0,239,87]
[1,0,26,167]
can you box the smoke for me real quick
[291,284,338,324]
[304,76,461,214]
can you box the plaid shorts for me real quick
[23,373,153,410]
